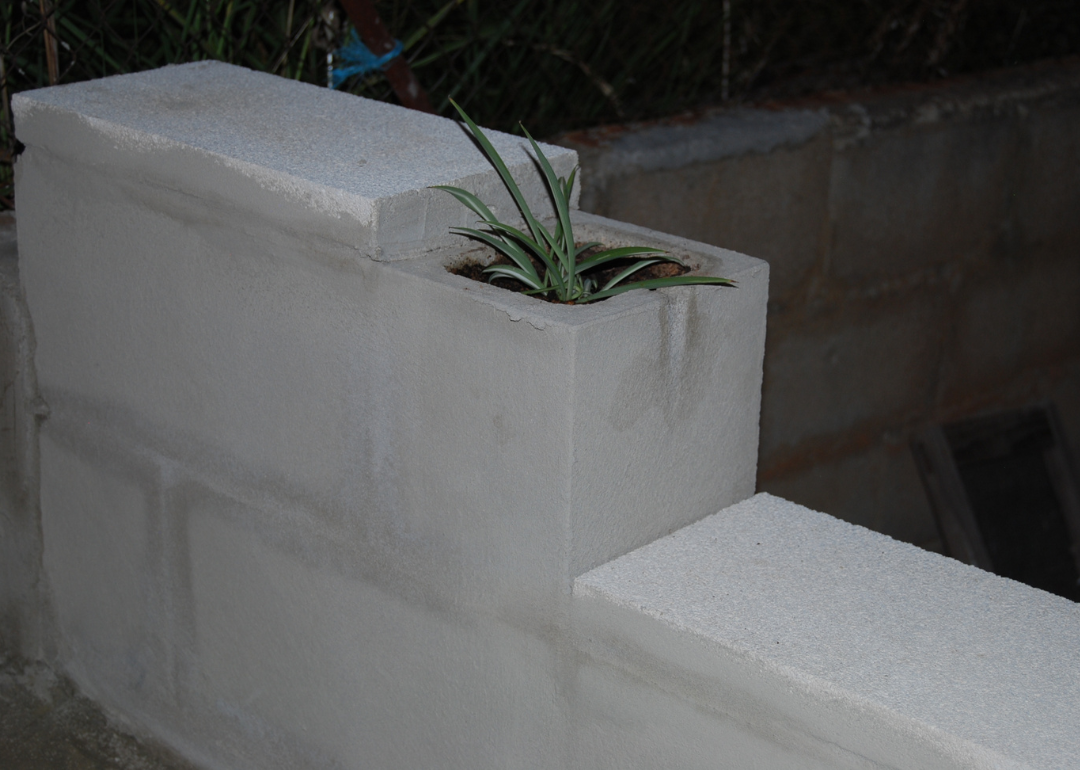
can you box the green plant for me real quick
[434,101,734,304]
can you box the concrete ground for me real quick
[0,656,199,770]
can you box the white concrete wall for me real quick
[12,63,768,769]
[557,62,1080,552]
[574,493,1080,770]
[11,60,1076,770]
[578,492,1080,768]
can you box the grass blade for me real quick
[576,245,670,272]
[452,227,542,282]
[432,184,499,223]
[482,264,544,290]
[522,125,574,277]
[448,98,547,248]
[599,259,662,292]
[575,241,602,257]
[584,274,736,303]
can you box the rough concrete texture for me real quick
[12,61,578,260]
[575,492,1080,770]
[568,107,829,194]
[0,656,198,770]
[826,118,1018,281]
[597,134,832,296]
[13,63,769,769]
[941,255,1080,400]
[1014,104,1080,255]
[759,293,944,461]
[21,209,765,769]
[559,60,1080,548]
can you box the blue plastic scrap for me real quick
[331,31,403,89]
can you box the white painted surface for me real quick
[14,64,771,769]
[21,59,1073,770]
[13,61,577,259]
[576,492,1080,770]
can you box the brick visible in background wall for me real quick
[1014,106,1080,256]
[828,121,1019,282]
[759,294,943,460]
[598,135,831,296]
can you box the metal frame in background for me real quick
[911,402,1080,582]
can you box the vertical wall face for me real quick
[16,141,578,769]
[15,57,1075,770]
[558,61,1080,550]
[572,493,1080,770]
[566,220,767,576]
[12,63,768,769]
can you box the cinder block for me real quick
[15,63,769,767]
[1021,255,1080,368]
[12,61,577,261]
[939,257,1080,404]
[21,163,766,612]
[39,429,168,700]
[574,493,1080,770]
[560,108,830,295]
[569,659,836,770]
[759,440,940,547]
[16,69,765,599]
[759,296,943,458]
[590,137,829,296]
[388,213,769,580]
[828,121,1019,281]
[185,507,566,770]
[937,273,1026,404]
[1016,106,1080,255]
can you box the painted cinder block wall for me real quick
[5,62,1080,770]
[9,62,769,769]
[558,59,1080,551]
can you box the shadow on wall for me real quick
[558,59,1080,551]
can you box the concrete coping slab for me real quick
[575,492,1080,770]
[557,107,829,180]
[555,59,1080,184]
[12,61,577,259]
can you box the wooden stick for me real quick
[39,0,60,86]
[337,0,434,113]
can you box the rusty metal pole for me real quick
[336,0,434,113]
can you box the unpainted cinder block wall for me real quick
[559,60,1080,550]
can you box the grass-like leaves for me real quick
[434,101,734,304]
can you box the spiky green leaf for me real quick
[449,99,547,249]
[599,259,663,292]
[482,264,545,290]
[583,274,736,302]
[576,246,671,272]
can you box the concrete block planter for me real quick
[13,58,1075,770]
[13,62,768,768]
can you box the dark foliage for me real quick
[2,0,1078,208]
